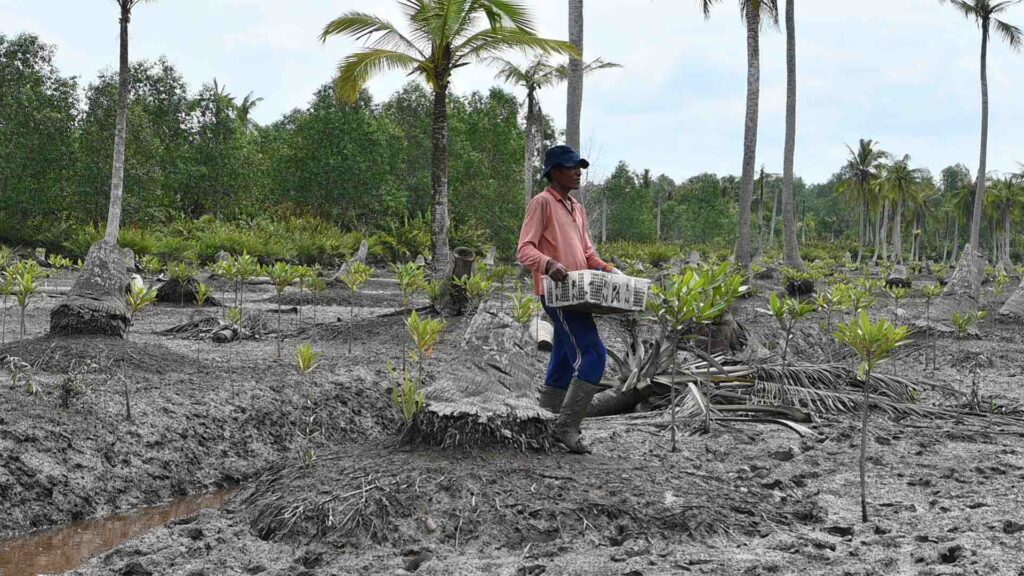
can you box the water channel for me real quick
[0,488,237,576]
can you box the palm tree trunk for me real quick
[431,86,452,281]
[736,6,761,270]
[781,0,802,269]
[880,199,890,263]
[566,0,584,152]
[768,182,778,249]
[523,88,539,206]
[1003,209,1011,266]
[952,216,960,262]
[856,194,866,264]
[891,198,903,264]
[105,4,131,243]
[871,202,882,264]
[951,22,991,298]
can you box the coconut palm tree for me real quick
[237,92,264,130]
[50,0,152,338]
[490,55,620,205]
[699,0,780,271]
[320,1,576,280]
[837,139,887,264]
[986,175,1022,267]
[908,181,939,263]
[880,155,928,264]
[939,0,1022,296]
[781,0,802,269]
[566,0,584,151]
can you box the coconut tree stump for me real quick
[447,247,476,316]
[999,281,1024,319]
[50,240,131,338]
[406,295,552,449]
[944,245,986,299]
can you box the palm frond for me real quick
[941,0,983,22]
[477,0,536,32]
[335,49,423,103]
[453,27,578,64]
[993,17,1023,49]
[319,12,425,57]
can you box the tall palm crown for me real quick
[320,1,576,103]
[941,0,1023,47]
[939,0,1021,295]
[840,139,887,197]
[321,0,576,281]
[697,0,779,270]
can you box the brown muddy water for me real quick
[0,489,237,576]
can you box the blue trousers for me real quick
[541,299,607,390]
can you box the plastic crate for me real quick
[543,270,650,314]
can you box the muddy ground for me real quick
[1,268,1023,575]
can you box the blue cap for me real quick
[542,145,590,179]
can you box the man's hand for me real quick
[546,259,569,282]
[609,267,625,276]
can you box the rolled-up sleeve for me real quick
[517,196,551,274]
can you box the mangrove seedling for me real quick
[0,271,13,347]
[647,263,747,451]
[395,262,427,310]
[885,286,909,323]
[47,254,74,269]
[763,293,817,366]
[389,360,426,424]
[307,275,328,324]
[269,262,299,359]
[166,261,197,305]
[196,282,213,307]
[834,311,909,523]
[994,271,1011,297]
[425,279,445,311]
[920,283,943,370]
[125,282,158,340]
[952,310,987,342]
[341,262,374,353]
[226,306,243,327]
[13,268,38,340]
[295,342,323,374]
[815,285,850,361]
[511,287,541,326]
[0,245,12,270]
[294,265,316,321]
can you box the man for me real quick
[517,145,619,454]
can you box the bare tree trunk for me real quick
[105,4,132,243]
[566,0,584,151]
[871,202,883,264]
[952,217,960,262]
[431,85,452,281]
[856,195,866,264]
[880,199,890,263]
[768,182,779,251]
[891,197,904,264]
[781,0,803,269]
[50,241,131,337]
[523,88,540,206]
[735,7,761,270]
[1003,209,1012,266]
[954,22,990,299]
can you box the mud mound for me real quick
[244,444,823,549]
[0,336,196,374]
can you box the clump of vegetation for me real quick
[4,355,38,397]
[425,279,446,311]
[296,342,323,374]
[994,270,1011,297]
[125,282,158,340]
[142,254,163,276]
[196,282,213,307]
[46,253,74,269]
[510,287,541,326]
[453,267,495,309]
[951,310,986,340]
[781,266,817,297]
[763,293,817,366]
[834,311,910,523]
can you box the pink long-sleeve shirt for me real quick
[517,187,612,296]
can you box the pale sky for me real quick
[2,0,1022,184]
